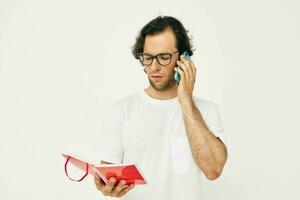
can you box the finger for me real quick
[181,55,196,81]
[103,177,116,195]
[177,60,190,82]
[189,61,197,79]
[94,174,105,190]
[115,184,135,198]
[180,55,192,80]
[111,180,127,196]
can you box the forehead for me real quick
[143,28,177,54]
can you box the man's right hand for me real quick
[94,173,135,198]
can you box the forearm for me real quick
[179,100,227,180]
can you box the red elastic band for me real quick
[64,156,89,182]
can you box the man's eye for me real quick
[144,57,152,60]
[160,56,170,60]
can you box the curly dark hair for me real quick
[132,16,194,59]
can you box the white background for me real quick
[0,0,299,199]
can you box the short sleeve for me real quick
[204,102,227,147]
[96,102,124,164]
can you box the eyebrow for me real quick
[143,52,172,56]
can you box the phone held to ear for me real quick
[174,51,191,83]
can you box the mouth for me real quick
[151,75,163,82]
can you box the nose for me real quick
[150,58,162,71]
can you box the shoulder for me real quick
[192,95,217,110]
[105,90,141,116]
[192,95,219,118]
[101,91,140,129]
[110,90,140,108]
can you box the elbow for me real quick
[200,161,225,181]
[205,166,225,181]
[206,170,221,181]
[206,151,228,180]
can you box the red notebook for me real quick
[62,154,147,185]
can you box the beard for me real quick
[148,74,177,91]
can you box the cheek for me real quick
[170,58,178,68]
[166,61,177,73]
[163,67,176,79]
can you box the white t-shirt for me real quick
[97,89,227,200]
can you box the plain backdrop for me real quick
[0,0,299,199]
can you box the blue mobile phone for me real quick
[174,51,191,83]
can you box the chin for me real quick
[149,78,177,91]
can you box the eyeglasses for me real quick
[137,51,178,66]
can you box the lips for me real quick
[151,75,163,81]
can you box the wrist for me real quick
[179,98,195,109]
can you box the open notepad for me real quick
[61,154,147,185]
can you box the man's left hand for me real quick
[175,55,197,104]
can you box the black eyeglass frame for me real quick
[137,51,179,66]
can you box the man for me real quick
[94,16,228,199]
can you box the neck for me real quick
[145,84,178,100]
